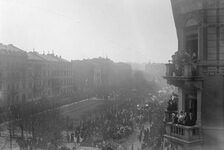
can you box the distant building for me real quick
[163,0,224,149]
[93,65,102,88]
[0,44,28,105]
[129,62,146,72]
[30,52,73,98]
[0,43,74,105]
[71,58,133,98]
[27,52,47,100]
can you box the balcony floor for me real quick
[164,76,203,81]
[164,134,203,144]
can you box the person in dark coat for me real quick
[71,133,74,142]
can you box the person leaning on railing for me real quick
[177,111,185,125]
[171,111,196,126]
[171,113,178,124]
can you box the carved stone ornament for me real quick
[184,11,203,27]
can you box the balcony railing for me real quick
[164,63,202,86]
[165,122,201,142]
[165,63,197,77]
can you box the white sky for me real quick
[0,0,177,63]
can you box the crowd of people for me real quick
[171,111,196,126]
[138,125,151,147]
[63,98,156,150]
[137,100,165,150]
[166,94,196,126]
[65,99,138,147]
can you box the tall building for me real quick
[32,52,73,98]
[163,0,224,150]
[0,44,74,106]
[0,44,28,105]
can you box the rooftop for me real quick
[0,43,26,55]
[28,52,46,61]
[28,51,69,62]
[0,43,69,62]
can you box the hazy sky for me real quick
[0,0,177,63]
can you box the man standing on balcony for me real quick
[178,111,186,125]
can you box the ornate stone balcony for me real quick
[164,63,202,86]
[164,122,202,144]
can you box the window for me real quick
[186,33,198,57]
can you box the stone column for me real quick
[177,28,185,51]
[198,26,204,61]
[178,88,185,112]
[196,89,202,126]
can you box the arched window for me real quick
[184,18,199,59]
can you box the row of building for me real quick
[0,43,101,106]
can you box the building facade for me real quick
[163,0,224,150]
[0,44,74,106]
[28,52,74,100]
[0,44,28,105]
[27,52,47,100]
